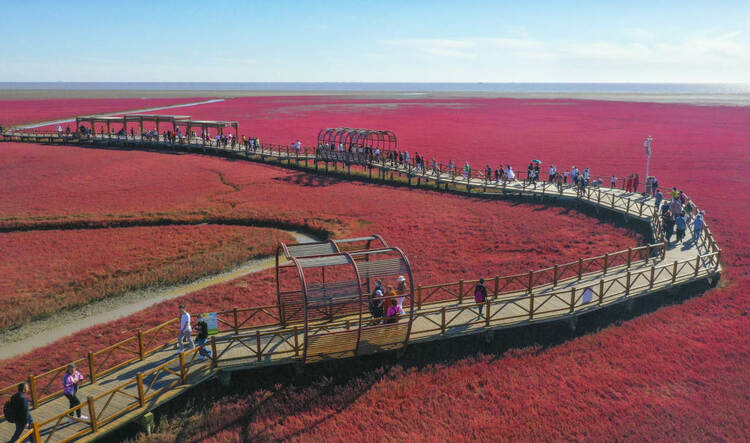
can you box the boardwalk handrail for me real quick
[0,130,722,442]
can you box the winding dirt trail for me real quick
[0,231,316,361]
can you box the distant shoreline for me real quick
[1,89,749,106]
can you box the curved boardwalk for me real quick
[0,133,721,442]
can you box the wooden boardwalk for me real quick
[0,133,722,442]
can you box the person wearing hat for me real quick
[368,281,385,324]
[396,276,408,308]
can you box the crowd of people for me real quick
[658,187,705,245]
[367,276,408,324]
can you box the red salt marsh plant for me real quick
[0,225,295,330]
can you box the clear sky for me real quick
[1,0,749,82]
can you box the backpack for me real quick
[4,396,17,423]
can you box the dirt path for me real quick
[0,231,316,361]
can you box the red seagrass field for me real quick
[1,95,749,441]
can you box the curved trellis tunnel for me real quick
[275,235,415,363]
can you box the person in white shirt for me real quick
[548,165,556,182]
[177,305,195,352]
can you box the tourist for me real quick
[474,278,488,316]
[670,198,683,217]
[611,175,617,188]
[385,299,404,324]
[448,160,454,178]
[625,174,633,192]
[527,163,534,184]
[403,151,410,168]
[7,383,33,443]
[549,164,556,182]
[633,173,640,193]
[675,214,687,243]
[177,305,194,352]
[654,188,663,209]
[661,200,670,216]
[651,176,659,196]
[62,364,87,422]
[57,125,63,135]
[693,211,705,242]
[684,199,694,222]
[670,187,679,199]
[463,162,470,180]
[505,165,515,181]
[663,210,675,243]
[564,170,570,184]
[195,314,212,360]
[556,171,564,192]
[368,287,384,324]
[396,276,408,308]
[534,163,541,184]
[494,167,501,184]
[485,165,492,184]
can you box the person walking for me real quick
[663,210,675,243]
[633,173,640,193]
[195,315,212,361]
[610,175,617,188]
[8,382,33,443]
[474,278,488,316]
[692,210,705,242]
[62,364,87,422]
[670,198,683,217]
[675,214,687,243]
[177,305,194,352]
[654,188,663,209]
[396,276,408,309]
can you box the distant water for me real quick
[2,82,749,94]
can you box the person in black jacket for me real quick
[8,382,33,442]
[474,278,488,316]
[195,315,212,361]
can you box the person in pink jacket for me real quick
[63,363,88,422]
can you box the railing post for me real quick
[256,331,262,362]
[694,255,700,277]
[577,258,583,280]
[646,244,652,261]
[293,326,300,356]
[672,261,678,283]
[28,375,38,409]
[33,422,41,443]
[417,286,423,309]
[179,352,187,383]
[528,271,534,294]
[485,299,491,326]
[599,279,604,303]
[662,241,667,259]
[493,275,500,298]
[553,265,558,286]
[569,287,576,313]
[458,280,464,303]
[441,307,446,334]
[136,373,145,407]
[88,351,97,383]
[88,396,98,432]
[603,253,609,275]
[233,308,239,334]
[627,247,632,268]
[649,266,655,289]
[625,272,631,296]
[529,292,535,320]
[138,331,145,360]
[211,336,218,366]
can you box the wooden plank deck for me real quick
[0,134,721,442]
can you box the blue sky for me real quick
[1,0,749,82]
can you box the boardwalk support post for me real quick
[136,373,145,407]
[568,316,578,332]
[28,375,37,409]
[88,352,97,383]
[179,352,187,383]
[88,396,98,432]
[217,369,231,386]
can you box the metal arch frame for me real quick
[349,246,416,353]
[317,128,398,152]
[288,252,364,364]
[275,239,341,322]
